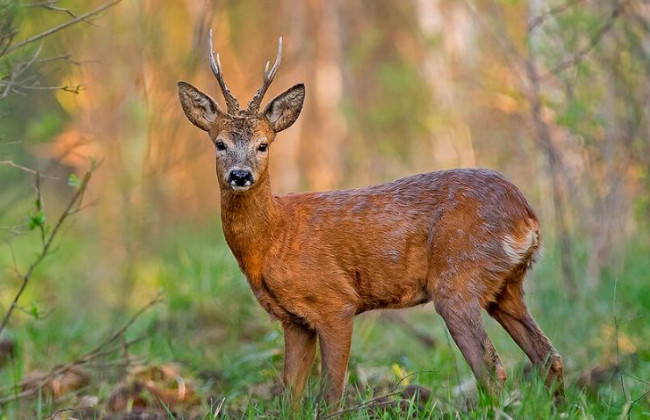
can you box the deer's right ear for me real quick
[177,81,223,132]
[264,83,305,133]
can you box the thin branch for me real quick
[394,370,437,388]
[0,334,151,404]
[523,0,583,294]
[527,0,586,32]
[0,165,95,335]
[539,0,628,81]
[66,199,100,216]
[0,160,41,176]
[16,83,85,94]
[0,239,21,281]
[0,42,44,100]
[5,0,122,55]
[0,31,16,58]
[22,1,77,19]
[32,53,86,66]
[321,391,403,420]
[45,408,76,420]
[625,388,650,419]
[34,173,46,245]
[463,0,527,83]
[0,296,161,404]
[379,312,437,349]
[613,277,628,401]
[623,371,650,386]
[14,304,53,320]
[83,295,162,360]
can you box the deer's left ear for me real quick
[264,83,305,133]
[177,81,223,132]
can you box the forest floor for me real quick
[0,224,649,419]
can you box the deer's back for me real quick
[275,168,537,247]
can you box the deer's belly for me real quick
[351,267,431,313]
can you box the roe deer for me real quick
[177,31,564,406]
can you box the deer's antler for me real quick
[208,29,239,114]
[247,37,283,113]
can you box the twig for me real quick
[394,370,437,388]
[379,312,437,349]
[44,407,76,420]
[22,1,77,19]
[82,296,162,361]
[212,397,226,417]
[14,304,52,320]
[623,370,650,386]
[0,43,44,100]
[0,166,95,335]
[495,408,515,420]
[66,199,101,216]
[320,391,403,420]
[34,173,46,245]
[527,0,586,32]
[613,277,628,400]
[17,83,85,94]
[0,160,44,176]
[624,388,650,419]
[523,48,578,295]
[1,240,20,276]
[0,51,82,97]
[5,0,122,55]
[0,335,148,404]
[462,0,527,83]
[0,31,16,58]
[539,0,628,81]
[0,297,162,404]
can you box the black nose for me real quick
[228,170,253,186]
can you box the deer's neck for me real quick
[220,175,279,281]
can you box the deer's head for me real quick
[178,31,304,192]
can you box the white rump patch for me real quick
[502,228,539,266]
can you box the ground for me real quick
[0,223,648,419]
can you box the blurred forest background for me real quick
[0,0,649,418]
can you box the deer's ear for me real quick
[264,83,305,133]
[177,81,223,132]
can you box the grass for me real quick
[0,219,649,419]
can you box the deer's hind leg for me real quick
[433,276,507,396]
[486,271,564,397]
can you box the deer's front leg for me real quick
[317,316,354,407]
[283,322,317,404]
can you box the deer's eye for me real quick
[257,143,268,152]
[216,141,227,151]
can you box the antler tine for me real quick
[247,37,283,113]
[208,29,239,114]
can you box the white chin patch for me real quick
[230,181,252,191]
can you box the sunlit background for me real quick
[1,0,649,417]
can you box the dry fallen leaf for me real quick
[400,384,433,409]
[106,363,200,415]
[22,367,90,398]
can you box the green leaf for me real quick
[68,173,81,188]
[27,209,46,230]
[29,302,40,319]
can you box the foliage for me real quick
[0,225,648,418]
[0,0,649,418]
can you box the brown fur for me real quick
[177,40,564,407]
